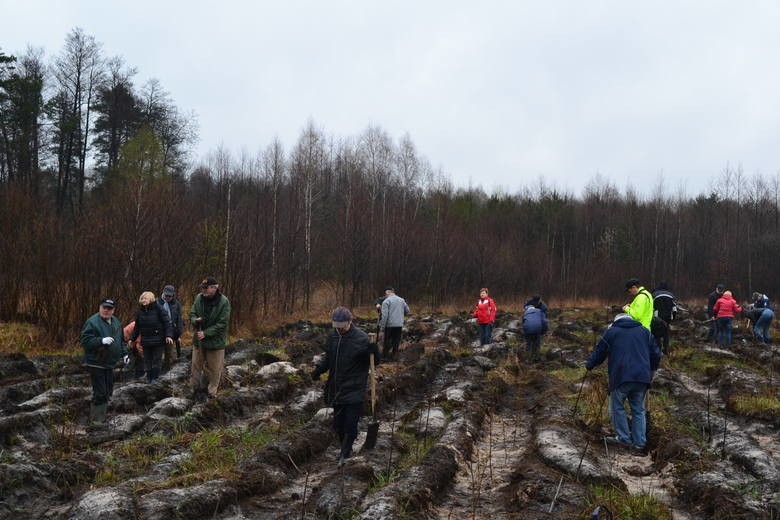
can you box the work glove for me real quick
[123,355,130,365]
[102,337,115,345]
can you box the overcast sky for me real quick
[3,1,780,196]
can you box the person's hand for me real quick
[101,337,114,345]
[123,355,130,365]
[196,331,206,340]
[622,305,630,313]
[165,337,174,345]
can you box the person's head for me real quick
[139,291,155,306]
[723,290,733,298]
[479,287,488,298]
[200,277,219,297]
[332,306,352,333]
[752,291,761,301]
[162,285,175,301]
[625,278,641,296]
[716,283,725,294]
[385,286,395,296]
[99,298,116,319]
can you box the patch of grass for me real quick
[0,321,66,356]
[396,430,437,468]
[550,366,587,384]
[167,426,276,486]
[94,434,179,485]
[369,468,400,491]
[587,484,672,519]
[729,393,780,416]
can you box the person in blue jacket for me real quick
[585,313,662,452]
[80,298,127,426]
[522,305,548,363]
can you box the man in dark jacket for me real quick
[652,282,677,354]
[586,314,662,452]
[158,284,185,371]
[522,305,548,363]
[80,298,127,426]
[312,306,380,467]
[706,284,725,342]
[189,277,231,400]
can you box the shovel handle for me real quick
[370,353,376,416]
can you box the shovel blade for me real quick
[363,421,380,450]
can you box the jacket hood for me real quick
[611,317,644,329]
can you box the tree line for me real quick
[3,30,779,344]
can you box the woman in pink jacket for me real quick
[473,288,497,345]
[713,290,742,346]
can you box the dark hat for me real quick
[332,306,352,328]
[625,278,641,290]
[100,298,116,309]
[385,286,395,292]
[162,285,175,296]
[200,276,219,288]
[716,283,725,292]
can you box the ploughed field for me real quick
[0,307,778,519]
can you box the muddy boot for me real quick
[89,403,107,427]
[338,439,353,467]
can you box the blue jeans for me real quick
[478,323,493,345]
[716,317,733,346]
[609,381,648,448]
[754,309,774,343]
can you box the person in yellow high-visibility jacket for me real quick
[623,278,653,330]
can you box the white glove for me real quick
[123,355,130,365]
[101,337,114,345]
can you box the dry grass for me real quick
[0,321,61,356]
[730,393,780,416]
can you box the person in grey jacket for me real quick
[379,286,410,360]
[80,298,127,426]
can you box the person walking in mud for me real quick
[312,306,380,467]
[80,298,127,427]
[522,302,548,362]
[586,313,662,453]
[706,283,725,343]
[652,282,677,354]
[473,288,497,345]
[713,290,742,347]
[158,284,185,371]
[189,277,231,400]
[379,286,409,360]
[129,291,173,384]
[623,278,653,330]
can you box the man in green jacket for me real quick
[189,276,231,400]
[623,278,653,330]
[80,298,127,426]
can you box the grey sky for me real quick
[3,1,780,196]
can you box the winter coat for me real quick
[625,286,653,330]
[314,325,379,405]
[190,291,231,350]
[81,313,126,369]
[754,294,772,310]
[714,295,742,318]
[586,316,662,391]
[707,290,722,318]
[380,294,409,328]
[473,297,497,324]
[524,297,548,316]
[522,306,548,335]
[131,303,173,348]
[652,289,676,323]
[157,297,185,340]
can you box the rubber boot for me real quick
[148,367,159,384]
[89,403,107,426]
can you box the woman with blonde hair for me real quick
[129,291,173,383]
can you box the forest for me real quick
[3,29,780,343]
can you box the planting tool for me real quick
[363,352,380,450]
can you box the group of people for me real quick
[80,276,231,427]
[707,284,774,346]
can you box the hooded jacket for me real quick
[714,293,742,318]
[522,306,548,335]
[313,325,379,405]
[586,316,662,391]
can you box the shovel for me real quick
[363,352,380,450]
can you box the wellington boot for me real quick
[89,403,108,426]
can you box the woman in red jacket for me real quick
[713,290,742,347]
[473,288,497,345]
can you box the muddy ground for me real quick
[0,307,778,519]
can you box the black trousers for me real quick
[333,401,364,457]
[383,326,403,358]
[89,366,114,405]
